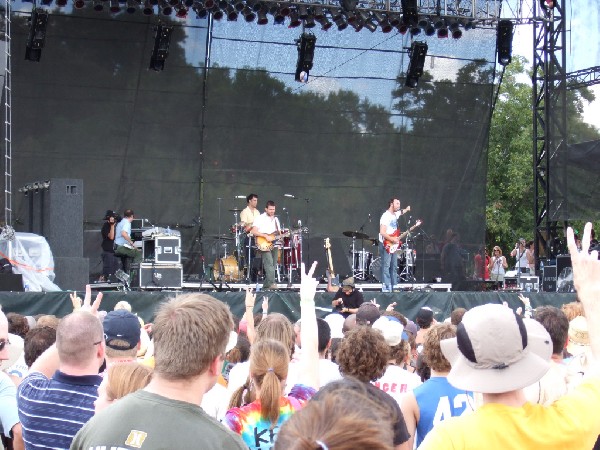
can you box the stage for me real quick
[0,288,577,324]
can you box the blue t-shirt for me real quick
[17,370,101,449]
[114,218,131,246]
[414,376,474,447]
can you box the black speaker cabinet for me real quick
[542,265,557,292]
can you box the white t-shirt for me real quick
[318,359,343,388]
[379,210,401,243]
[252,213,281,235]
[201,382,228,420]
[372,364,422,406]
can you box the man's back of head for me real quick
[153,293,233,380]
[533,306,569,356]
[57,312,104,370]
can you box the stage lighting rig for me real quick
[405,41,427,88]
[401,0,418,26]
[149,23,173,71]
[294,32,316,83]
[25,8,49,62]
[496,19,514,66]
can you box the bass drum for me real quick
[213,255,242,282]
[369,257,382,282]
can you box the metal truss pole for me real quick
[3,0,12,227]
[532,0,567,268]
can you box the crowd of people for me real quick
[1,223,600,449]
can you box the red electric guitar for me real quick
[383,220,423,253]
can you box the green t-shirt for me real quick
[71,390,246,450]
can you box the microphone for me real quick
[368,213,371,222]
[282,207,287,211]
[284,194,296,199]
[235,195,246,199]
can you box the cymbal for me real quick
[212,234,234,240]
[343,231,369,240]
[229,208,242,212]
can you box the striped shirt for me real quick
[17,370,101,450]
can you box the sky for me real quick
[510,0,599,127]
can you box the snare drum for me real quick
[213,255,242,282]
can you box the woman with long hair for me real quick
[224,262,320,449]
[94,362,153,413]
[488,245,508,284]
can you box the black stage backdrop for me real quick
[3,2,497,282]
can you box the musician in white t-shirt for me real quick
[378,199,410,292]
[251,200,282,290]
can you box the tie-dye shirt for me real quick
[223,384,316,449]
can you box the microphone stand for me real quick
[304,198,310,265]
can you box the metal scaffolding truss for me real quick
[2,0,12,227]
[532,0,568,265]
[566,65,600,91]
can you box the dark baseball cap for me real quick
[103,310,141,350]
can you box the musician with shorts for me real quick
[379,198,410,292]
[251,200,282,290]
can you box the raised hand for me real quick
[300,261,319,303]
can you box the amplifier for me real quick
[135,263,182,290]
[143,237,181,264]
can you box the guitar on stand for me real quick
[383,220,423,253]
[324,238,340,287]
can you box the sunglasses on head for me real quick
[0,339,10,352]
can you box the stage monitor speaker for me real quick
[0,274,24,292]
[542,265,557,292]
[42,179,84,258]
[54,257,89,291]
[413,256,442,283]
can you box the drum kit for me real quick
[212,207,306,283]
[342,230,417,282]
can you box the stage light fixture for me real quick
[41,0,53,5]
[304,15,316,28]
[126,0,138,13]
[401,0,418,26]
[388,15,400,27]
[204,0,214,8]
[184,0,194,6]
[397,23,408,34]
[540,0,555,10]
[345,11,357,24]
[332,11,348,30]
[143,0,154,14]
[288,10,301,27]
[242,6,255,21]
[410,25,421,36]
[25,8,48,62]
[225,4,238,20]
[297,4,308,19]
[176,4,188,17]
[109,0,121,12]
[313,6,325,20]
[464,20,476,30]
[294,32,316,83]
[55,0,67,6]
[405,41,427,88]
[279,3,291,16]
[273,11,285,24]
[339,0,357,12]
[317,17,333,30]
[149,23,173,71]
[449,21,462,39]
[211,5,224,19]
[93,0,104,11]
[74,0,85,8]
[424,21,435,36]
[364,17,377,32]
[233,0,244,11]
[349,19,363,32]
[159,0,172,14]
[256,7,268,24]
[437,26,448,38]
[496,19,514,66]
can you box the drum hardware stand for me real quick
[398,236,416,282]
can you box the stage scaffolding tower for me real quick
[532,0,568,268]
[2,0,12,227]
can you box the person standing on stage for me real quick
[510,238,528,273]
[240,194,261,279]
[488,245,508,285]
[379,198,410,293]
[100,210,118,282]
[114,209,142,274]
[240,194,260,234]
[252,201,282,290]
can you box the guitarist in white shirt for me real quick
[379,198,410,293]
[251,200,282,290]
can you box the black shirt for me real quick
[333,288,364,317]
[101,221,115,253]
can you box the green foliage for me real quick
[486,56,600,254]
